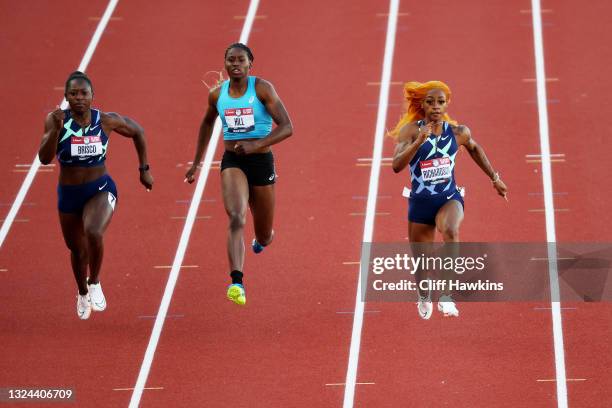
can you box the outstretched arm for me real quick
[38,108,65,165]
[185,89,220,183]
[455,125,507,199]
[233,79,293,155]
[103,112,153,190]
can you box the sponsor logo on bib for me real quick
[225,107,255,133]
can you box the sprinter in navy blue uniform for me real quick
[391,81,507,319]
[185,43,293,305]
[39,71,153,320]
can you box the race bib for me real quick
[71,136,102,158]
[225,107,255,133]
[420,157,451,183]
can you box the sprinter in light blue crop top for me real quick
[217,76,273,140]
[185,43,293,306]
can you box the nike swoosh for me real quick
[440,135,449,141]
[249,96,255,104]
[447,193,455,199]
[90,123,100,131]
[98,181,108,190]
[268,174,275,181]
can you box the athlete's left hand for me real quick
[140,170,154,191]
[234,140,260,155]
[493,177,508,201]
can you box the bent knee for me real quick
[256,230,274,246]
[228,211,246,230]
[84,225,104,243]
[440,225,460,241]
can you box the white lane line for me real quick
[531,1,568,407]
[153,265,199,269]
[343,1,399,407]
[327,382,375,386]
[127,1,260,407]
[537,379,585,382]
[0,0,120,249]
[114,387,163,391]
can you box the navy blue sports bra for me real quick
[56,109,108,167]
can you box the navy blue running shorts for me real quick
[408,191,464,226]
[57,174,118,214]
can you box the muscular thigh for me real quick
[435,199,464,233]
[221,168,249,215]
[249,184,274,233]
[82,191,115,234]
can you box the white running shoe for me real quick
[437,295,459,317]
[417,295,433,320]
[77,293,92,320]
[88,282,107,312]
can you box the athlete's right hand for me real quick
[184,165,198,184]
[50,106,65,130]
[416,122,432,144]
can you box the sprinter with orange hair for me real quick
[391,81,507,319]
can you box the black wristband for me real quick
[139,164,150,172]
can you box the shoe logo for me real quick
[268,173,275,181]
[98,181,108,190]
[447,192,455,199]
[248,96,255,104]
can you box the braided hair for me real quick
[224,43,254,62]
[64,71,93,95]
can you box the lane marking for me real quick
[342,261,360,265]
[357,157,392,161]
[349,212,390,216]
[376,12,409,17]
[328,382,375,386]
[138,314,184,319]
[522,77,558,82]
[128,2,260,407]
[153,265,199,269]
[343,1,399,407]
[530,257,575,261]
[0,268,7,272]
[351,195,391,200]
[525,159,565,163]
[114,387,163,391]
[336,311,380,314]
[534,307,577,311]
[367,81,402,86]
[528,208,570,212]
[528,192,568,196]
[170,215,211,220]
[89,16,123,21]
[356,163,392,167]
[12,169,54,173]
[0,0,120,249]
[536,379,585,382]
[233,14,266,19]
[521,8,553,13]
[0,219,29,223]
[531,1,568,406]
[526,153,565,157]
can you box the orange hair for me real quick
[388,80,457,139]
